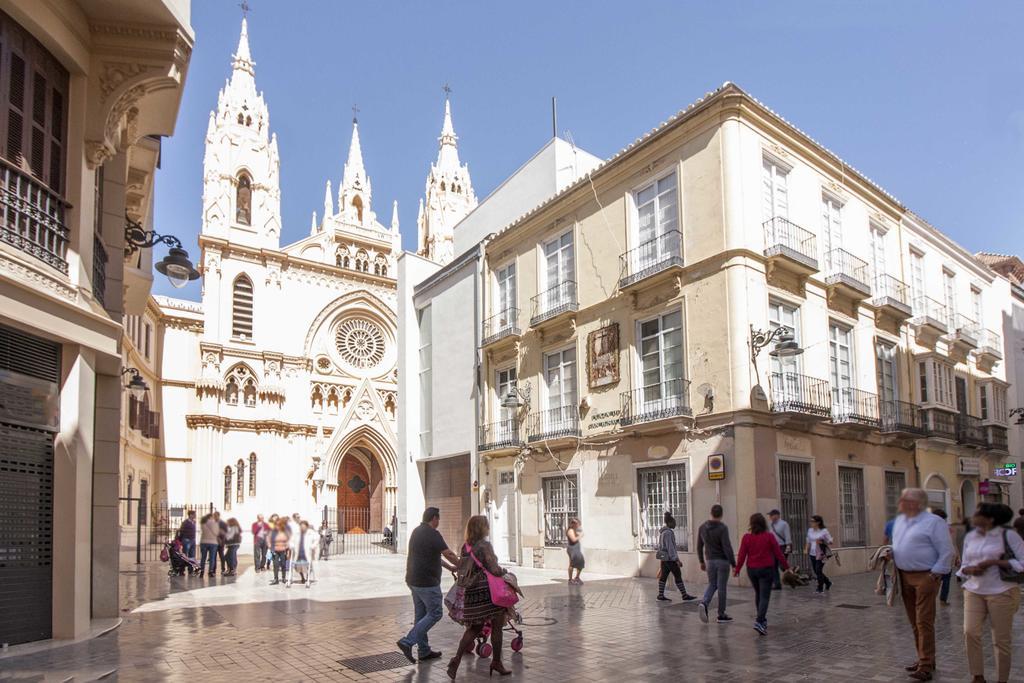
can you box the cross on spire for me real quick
[239,0,251,18]
[352,104,360,123]
[442,82,452,98]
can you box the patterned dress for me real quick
[454,540,507,625]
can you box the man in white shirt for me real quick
[890,488,954,681]
[768,509,792,590]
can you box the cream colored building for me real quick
[0,0,192,645]
[471,83,1012,580]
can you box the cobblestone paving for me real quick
[1,555,1022,682]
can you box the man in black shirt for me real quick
[397,507,459,663]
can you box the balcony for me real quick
[976,329,1002,372]
[93,234,109,308]
[0,161,70,274]
[530,281,578,328]
[527,405,581,442]
[879,399,926,437]
[832,387,880,428]
[911,297,949,346]
[481,308,520,348]
[947,314,979,358]
[478,418,524,453]
[922,408,956,440]
[956,414,986,448]
[824,248,871,304]
[619,378,692,427]
[871,275,912,320]
[619,229,683,290]
[762,217,818,279]
[768,372,831,419]
[986,425,1009,452]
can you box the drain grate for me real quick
[339,652,413,674]
[835,603,871,610]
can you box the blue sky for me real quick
[152,1,1024,299]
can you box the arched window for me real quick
[243,378,257,407]
[225,377,239,405]
[236,459,245,503]
[248,453,257,496]
[352,195,364,223]
[327,388,339,414]
[232,275,254,339]
[245,115,252,127]
[236,173,252,225]
[223,466,232,511]
[237,113,244,124]
[311,386,324,412]
[440,181,446,191]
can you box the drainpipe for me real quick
[472,234,496,517]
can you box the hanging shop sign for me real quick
[708,454,726,481]
[994,463,1018,477]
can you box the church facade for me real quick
[156,19,475,529]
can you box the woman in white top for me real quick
[804,515,833,594]
[957,503,1024,683]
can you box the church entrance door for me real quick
[337,456,371,533]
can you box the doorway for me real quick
[491,470,518,564]
[779,459,812,572]
[337,456,371,532]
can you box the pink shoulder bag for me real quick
[466,543,519,608]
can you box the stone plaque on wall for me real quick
[587,323,619,389]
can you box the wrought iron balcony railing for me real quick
[948,314,980,346]
[824,248,871,294]
[872,274,911,312]
[93,234,108,308]
[978,329,1003,358]
[763,217,818,270]
[912,297,949,332]
[0,160,70,273]
[530,281,578,326]
[768,372,831,417]
[527,405,581,442]
[987,425,1008,452]
[956,414,986,447]
[478,418,524,451]
[619,229,683,288]
[481,307,520,346]
[879,399,925,435]
[619,378,692,426]
[922,408,957,440]
[832,387,880,426]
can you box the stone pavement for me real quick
[1,553,1022,682]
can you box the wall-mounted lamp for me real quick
[751,325,804,362]
[121,367,148,400]
[125,217,200,289]
[501,381,532,410]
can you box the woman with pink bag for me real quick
[446,515,517,679]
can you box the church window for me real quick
[327,388,339,414]
[384,393,396,418]
[440,181,446,191]
[245,115,252,127]
[232,275,254,339]
[223,467,232,511]
[236,173,252,225]
[342,388,352,408]
[335,317,386,369]
[374,254,387,277]
[237,113,244,124]
[243,378,257,407]
[248,454,257,496]
[355,249,369,273]
[311,386,324,412]
[225,377,239,405]
[236,459,245,503]
[352,195,364,222]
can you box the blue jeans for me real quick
[225,545,238,571]
[747,566,774,625]
[400,585,444,656]
[200,543,218,573]
[701,559,731,617]
[181,539,195,560]
[940,572,951,602]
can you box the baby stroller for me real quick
[468,608,524,657]
[163,539,200,576]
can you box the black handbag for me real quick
[999,528,1024,584]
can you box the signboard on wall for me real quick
[994,463,1018,477]
[958,457,981,476]
[708,454,726,481]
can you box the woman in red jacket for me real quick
[734,512,789,635]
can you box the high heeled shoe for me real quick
[490,661,511,677]
[446,657,459,680]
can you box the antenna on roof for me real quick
[551,96,557,140]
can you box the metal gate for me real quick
[322,506,396,556]
[0,324,59,646]
[779,459,812,573]
[118,500,214,563]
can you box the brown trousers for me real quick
[964,587,1021,682]
[899,570,939,672]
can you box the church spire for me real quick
[337,116,373,227]
[342,118,366,190]
[436,95,461,170]
[232,18,255,77]
[391,200,400,232]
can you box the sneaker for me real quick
[698,602,709,623]
[716,615,733,623]
[753,621,767,636]
[815,589,824,594]
[681,593,698,602]
[656,595,671,602]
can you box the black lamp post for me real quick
[121,367,148,400]
[125,217,200,289]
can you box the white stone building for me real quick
[157,20,471,531]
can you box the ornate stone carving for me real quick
[99,62,155,102]
[0,252,77,302]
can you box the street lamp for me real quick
[501,381,532,410]
[124,217,200,289]
[750,325,803,364]
[121,367,148,400]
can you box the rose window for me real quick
[335,318,385,369]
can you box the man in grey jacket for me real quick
[697,504,736,623]
[768,509,792,590]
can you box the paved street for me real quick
[2,554,1022,683]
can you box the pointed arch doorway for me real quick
[336,448,383,533]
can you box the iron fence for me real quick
[321,505,397,556]
[118,501,214,563]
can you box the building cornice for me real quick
[185,414,333,437]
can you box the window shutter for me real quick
[128,395,139,430]
[6,52,25,165]
[148,411,160,440]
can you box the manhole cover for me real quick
[835,603,871,610]
[339,652,413,674]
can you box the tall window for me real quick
[223,466,232,511]
[138,479,148,525]
[869,224,887,289]
[248,453,257,496]
[544,347,577,424]
[418,306,432,457]
[143,321,152,360]
[225,377,239,405]
[761,156,789,221]
[979,385,989,421]
[496,262,516,318]
[943,269,957,328]
[634,172,679,267]
[918,359,954,408]
[637,464,688,550]
[638,310,684,408]
[993,386,1007,422]
[821,195,843,268]
[768,301,800,377]
[909,249,925,308]
[496,366,517,435]
[884,471,905,523]
[232,275,254,339]
[236,173,252,225]
[875,341,897,404]
[829,324,853,410]
[542,474,578,547]
[542,231,575,306]
[971,287,983,327]
[236,459,245,503]
[838,467,866,546]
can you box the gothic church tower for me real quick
[417,97,477,265]
[201,18,281,249]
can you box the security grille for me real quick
[884,471,905,522]
[637,464,688,550]
[542,474,578,547]
[838,467,866,547]
[0,324,58,646]
[779,459,811,572]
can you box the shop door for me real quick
[779,459,812,572]
[491,470,518,564]
[0,325,58,645]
